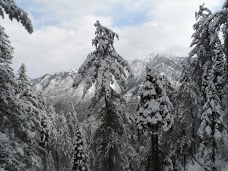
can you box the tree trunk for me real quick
[154,126,160,171]
[211,112,216,171]
[147,126,160,171]
[43,151,47,171]
[184,155,186,171]
[108,147,114,171]
[56,148,59,171]
[191,108,196,154]
[105,96,114,171]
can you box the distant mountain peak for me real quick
[146,52,177,59]
[32,52,186,114]
[68,69,77,74]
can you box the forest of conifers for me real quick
[0,1,228,171]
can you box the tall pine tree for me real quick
[72,21,133,171]
[189,3,227,170]
[70,110,89,171]
[172,63,200,170]
[136,67,173,171]
[197,48,226,171]
[189,4,212,88]
[0,1,33,170]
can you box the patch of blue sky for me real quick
[15,0,154,29]
[15,0,57,29]
[112,10,151,27]
[94,3,151,27]
[15,0,30,8]
[211,3,223,12]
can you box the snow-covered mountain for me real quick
[33,69,94,114]
[130,52,185,84]
[32,53,186,114]
[122,52,186,114]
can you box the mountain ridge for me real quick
[32,53,186,115]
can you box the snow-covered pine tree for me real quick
[0,2,33,169]
[72,21,133,171]
[37,90,49,148]
[81,116,98,170]
[91,89,139,171]
[204,1,228,162]
[66,103,79,139]
[188,4,227,170]
[54,111,72,171]
[16,63,47,170]
[34,90,52,171]
[66,103,89,171]
[197,40,226,171]
[172,63,200,170]
[17,63,29,94]
[44,105,58,165]
[207,0,228,72]
[198,69,226,171]
[17,63,44,128]
[176,64,201,129]
[72,20,132,113]
[136,66,174,171]
[0,24,28,171]
[0,0,33,33]
[71,118,89,171]
[46,151,55,171]
[189,4,213,88]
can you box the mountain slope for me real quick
[32,53,186,115]
[33,69,94,116]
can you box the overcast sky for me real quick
[2,0,224,78]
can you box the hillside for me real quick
[32,53,186,116]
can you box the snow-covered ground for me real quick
[187,160,228,171]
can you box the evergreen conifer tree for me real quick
[65,103,90,171]
[0,1,33,169]
[189,4,227,170]
[71,122,89,171]
[66,103,79,139]
[72,21,134,171]
[16,63,46,170]
[92,90,139,171]
[197,47,226,171]
[189,4,213,88]
[73,20,132,112]
[173,64,200,168]
[54,112,72,171]
[0,0,33,33]
[46,151,55,171]
[136,67,173,171]
[208,0,228,71]
[198,70,226,171]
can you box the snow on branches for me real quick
[0,0,33,33]
[71,123,88,171]
[73,21,132,108]
[136,67,173,133]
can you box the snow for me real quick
[187,163,204,171]
[205,125,212,136]
[214,129,222,140]
[221,164,228,171]
[0,168,6,171]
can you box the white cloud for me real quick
[3,15,112,78]
[113,0,224,59]
[3,0,224,78]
